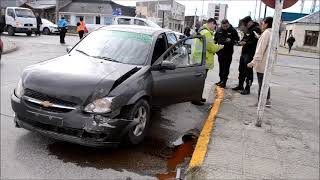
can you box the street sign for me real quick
[262,0,298,9]
[112,8,122,16]
[158,4,171,11]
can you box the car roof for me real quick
[100,25,171,36]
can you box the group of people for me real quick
[188,16,275,107]
[57,16,87,44]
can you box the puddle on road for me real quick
[47,110,199,179]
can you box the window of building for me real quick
[86,16,94,24]
[304,30,319,47]
[169,23,172,29]
[76,16,84,23]
[96,16,101,24]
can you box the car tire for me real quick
[7,26,15,36]
[43,28,50,35]
[122,99,150,145]
[26,32,32,36]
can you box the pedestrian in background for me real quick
[35,13,42,36]
[214,19,240,88]
[58,17,68,44]
[77,17,87,39]
[184,27,191,37]
[287,34,295,53]
[247,17,273,107]
[191,18,224,105]
[232,16,261,95]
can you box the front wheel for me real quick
[43,28,50,35]
[7,26,15,36]
[26,32,32,36]
[122,99,150,145]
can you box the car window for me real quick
[74,30,152,65]
[167,33,177,47]
[117,18,131,25]
[163,37,203,68]
[151,34,167,64]
[134,19,147,26]
[7,9,14,18]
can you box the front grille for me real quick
[25,100,73,113]
[24,89,77,107]
[24,24,33,27]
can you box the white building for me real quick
[280,11,320,53]
[207,3,228,23]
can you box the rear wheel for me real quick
[26,31,32,36]
[7,26,15,36]
[122,99,150,145]
[43,28,50,35]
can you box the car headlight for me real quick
[15,79,24,98]
[84,97,114,113]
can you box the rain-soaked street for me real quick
[1,34,213,179]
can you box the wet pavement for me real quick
[1,34,213,179]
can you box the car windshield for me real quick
[15,9,35,18]
[74,30,152,65]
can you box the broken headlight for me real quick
[84,97,114,113]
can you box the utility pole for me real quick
[310,0,317,13]
[193,8,197,30]
[256,0,284,127]
[254,0,258,20]
[56,0,59,24]
[201,0,204,22]
[300,0,305,13]
[258,0,262,21]
[264,4,267,18]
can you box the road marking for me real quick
[187,86,224,171]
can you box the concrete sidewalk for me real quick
[278,46,319,59]
[189,47,319,179]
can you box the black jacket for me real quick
[214,25,240,54]
[241,22,261,57]
[287,36,295,45]
[36,16,42,26]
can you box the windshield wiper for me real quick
[92,56,121,63]
[76,49,90,57]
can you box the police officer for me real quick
[58,17,68,44]
[232,16,261,95]
[192,18,223,105]
[214,19,240,88]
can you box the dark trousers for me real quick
[257,72,270,100]
[218,53,233,81]
[59,28,67,43]
[238,54,254,87]
[36,25,41,35]
[78,30,84,39]
[288,44,293,53]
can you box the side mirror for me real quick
[66,46,72,53]
[160,61,176,70]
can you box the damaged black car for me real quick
[11,25,207,147]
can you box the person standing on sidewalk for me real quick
[247,17,273,107]
[286,34,295,53]
[232,16,261,95]
[35,13,42,36]
[214,19,240,88]
[191,18,224,105]
[58,17,68,44]
[77,17,87,39]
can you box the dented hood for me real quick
[22,54,138,105]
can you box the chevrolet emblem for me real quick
[40,101,53,108]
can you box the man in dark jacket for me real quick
[36,13,42,36]
[214,19,240,88]
[232,16,261,95]
[287,34,295,53]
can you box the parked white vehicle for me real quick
[4,7,37,36]
[40,18,59,35]
[86,16,161,33]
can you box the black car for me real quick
[11,25,207,147]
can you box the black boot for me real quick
[215,78,222,85]
[240,85,251,95]
[218,79,227,88]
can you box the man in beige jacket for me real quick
[247,17,273,107]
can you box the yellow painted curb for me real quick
[188,86,224,170]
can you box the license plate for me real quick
[27,110,63,126]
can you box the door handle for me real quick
[195,73,204,77]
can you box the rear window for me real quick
[117,18,131,25]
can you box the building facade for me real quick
[184,15,200,29]
[207,3,228,23]
[280,12,320,53]
[136,0,185,32]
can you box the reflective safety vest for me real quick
[191,24,223,70]
[77,21,86,32]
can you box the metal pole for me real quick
[201,0,204,22]
[264,4,267,18]
[258,0,262,21]
[256,0,284,127]
[254,0,258,20]
[162,11,164,28]
[193,8,197,30]
[56,0,59,24]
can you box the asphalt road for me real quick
[0,34,212,179]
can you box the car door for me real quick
[151,35,207,106]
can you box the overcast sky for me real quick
[113,0,320,26]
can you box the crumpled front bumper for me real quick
[11,94,137,148]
